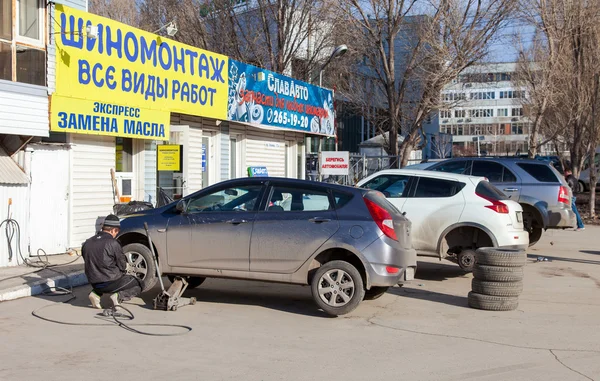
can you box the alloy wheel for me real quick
[125,251,148,280]
[317,269,355,307]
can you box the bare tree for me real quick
[430,133,452,159]
[89,0,140,26]
[337,0,517,167]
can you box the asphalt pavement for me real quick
[0,227,599,380]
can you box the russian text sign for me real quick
[320,151,350,175]
[54,4,228,123]
[227,60,335,136]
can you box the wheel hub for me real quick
[317,269,355,307]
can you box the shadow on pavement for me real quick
[414,261,470,282]
[138,280,333,318]
[387,286,468,308]
[527,253,600,266]
[580,250,600,256]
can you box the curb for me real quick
[0,271,89,302]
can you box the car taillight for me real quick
[558,186,570,205]
[476,192,509,214]
[364,197,398,241]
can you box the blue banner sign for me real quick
[247,166,269,177]
[227,59,335,136]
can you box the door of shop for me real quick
[157,125,190,200]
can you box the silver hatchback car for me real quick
[117,177,417,316]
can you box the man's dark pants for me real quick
[92,275,144,301]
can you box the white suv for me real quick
[357,169,529,271]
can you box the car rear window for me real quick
[413,177,465,198]
[431,160,471,174]
[516,163,559,183]
[333,191,353,209]
[475,181,508,200]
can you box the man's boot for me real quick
[88,291,102,309]
[110,292,121,307]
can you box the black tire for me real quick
[311,260,365,316]
[122,243,157,292]
[528,227,543,247]
[363,286,389,301]
[476,248,527,267]
[168,275,206,289]
[577,181,586,194]
[473,264,524,282]
[468,291,519,311]
[457,249,477,272]
[471,279,523,297]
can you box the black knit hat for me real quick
[103,214,121,228]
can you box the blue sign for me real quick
[248,166,269,177]
[201,144,206,172]
[227,59,335,136]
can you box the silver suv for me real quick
[428,158,575,245]
[117,177,417,316]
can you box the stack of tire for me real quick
[468,248,526,311]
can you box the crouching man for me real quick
[82,214,144,309]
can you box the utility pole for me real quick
[589,73,599,218]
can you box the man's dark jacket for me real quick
[82,231,127,285]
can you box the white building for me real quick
[437,62,552,157]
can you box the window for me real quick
[475,181,508,200]
[333,191,353,209]
[517,163,559,183]
[187,185,263,213]
[1,0,11,39]
[16,46,45,85]
[361,175,411,198]
[18,0,40,40]
[267,186,331,212]
[0,41,10,81]
[1,0,45,85]
[511,123,524,135]
[512,108,523,117]
[470,109,493,118]
[440,110,451,118]
[115,138,133,172]
[414,177,465,198]
[455,110,466,118]
[431,160,471,174]
[472,161,516,183]
[498,108,508,117]
[470,91,495,100]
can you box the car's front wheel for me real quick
[311,260,365,316]
[122,243,157,292]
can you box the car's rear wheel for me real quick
[528,227,543,247]
[122,243,156,292]
[167,275,206,289]
[457,249,477,272]
[311,260,365,316]
[363,286,389,301]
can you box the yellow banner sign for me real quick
[51,95,170,140]
[157,145,182,171]
[54,4,228,120]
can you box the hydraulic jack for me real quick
[144,222,196,311]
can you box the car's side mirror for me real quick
[176,200,187,214]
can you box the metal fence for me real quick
[306,153,422,186]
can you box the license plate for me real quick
[516,211,523,223]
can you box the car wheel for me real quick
[468,291,519,311]
[578,181,586,194]
[475,248,527,267]
[311,260,365,316]
[473,264,524,282]
[363,286,389,301]
[471,279,523,297]
[457,249,477,272]
[167,275,206,289]
[122,243,157,292]
[528,227,543,247]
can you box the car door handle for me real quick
[309,217,331,224]
[226,219,248,225]
[503,188,519,192]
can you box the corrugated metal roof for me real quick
[0,147,29,185]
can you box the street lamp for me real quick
[318,44,348,86]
